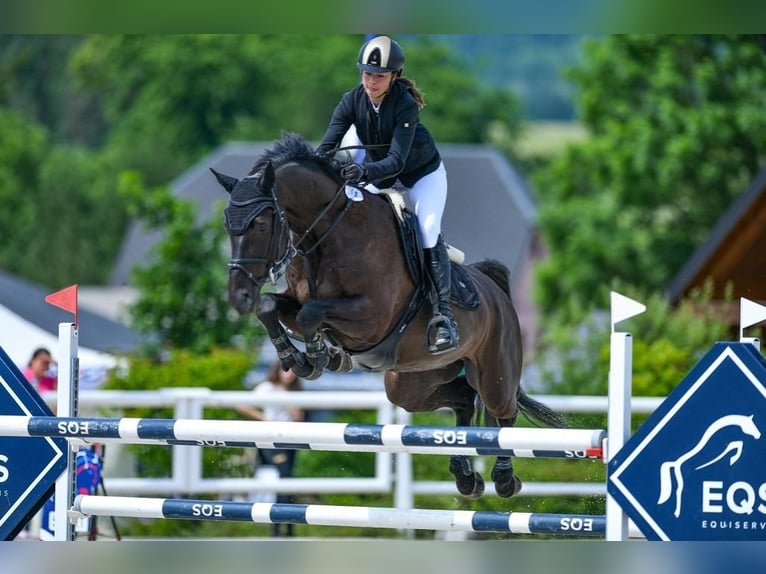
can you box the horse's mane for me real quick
[249,131,339,181]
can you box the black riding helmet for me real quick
[356,35,404,75]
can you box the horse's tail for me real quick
[470,259,567,429]
[470,259,512,298]
[475,390,567,429]
[518,389,568,429]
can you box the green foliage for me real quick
[433,34,585,121]
[1,35,524,289]
[0,110,49,273]
[538,289,730,401]
[0,35,105,147]
[120,178,264,353]
[0,108,130,287]
[533,35,766,318]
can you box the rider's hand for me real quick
[341,163,366,183]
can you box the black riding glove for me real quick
[341,163,366,183]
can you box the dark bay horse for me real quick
[212,132,565,498]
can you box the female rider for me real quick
[316,35,458,354]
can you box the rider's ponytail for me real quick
[397,77,425,110]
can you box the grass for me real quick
[515,120,589,160]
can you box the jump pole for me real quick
[41,290,645,540]
[0,417,606,457]
[70,495,608,537]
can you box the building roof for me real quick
[110,141,538,296]
[667,167,766,306]
[0,270,144,360]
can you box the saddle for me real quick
[381,192,479,310]
[340,189,479,371]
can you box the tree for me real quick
[0,108,130,287]
[533,35,766,320]
[68,35,523,186]
[120,172,263,353]
[0,35,106,147]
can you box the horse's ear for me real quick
[261,162,275,190]
[209,167,239,193]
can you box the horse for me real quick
[212,132,565,499]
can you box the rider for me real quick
[316,35,459,354]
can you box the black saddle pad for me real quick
[450,264,479,310]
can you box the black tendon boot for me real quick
[424,236,459,353]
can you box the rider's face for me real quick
[362,71,395,102]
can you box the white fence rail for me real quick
[41,388,662,510]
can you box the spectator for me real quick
[236,360,303,537]
[23,347,57,393]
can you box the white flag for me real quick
[610,291,646,330]
[740,298,766,331]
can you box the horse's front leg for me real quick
[255,294,312,377]
[294,296,377,374]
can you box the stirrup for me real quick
[426,315,459,354]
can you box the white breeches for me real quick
[407,162,447,248]
[360,162,448,249]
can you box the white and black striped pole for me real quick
[71,495,608,537]
[0,416,606,459]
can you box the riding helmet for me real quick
[356,35,405,74]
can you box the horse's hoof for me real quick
[468,474,485,499]
[291,359,317,379]
[306,352,329,371]
[454,472,484,499]
[327,348,353,372]
[449,456,484,498]
[495,475,523,498]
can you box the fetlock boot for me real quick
[424,237,460,353]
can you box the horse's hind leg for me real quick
[445,381,483,498]
[491,419,523,498]
[469,352,524,498]
[385,370,484,499]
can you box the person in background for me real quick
[23,347,57,393]
[236,360,304,536]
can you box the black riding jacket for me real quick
[317,80,442,189]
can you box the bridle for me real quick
[224,167,355,288]
[224,174,289,286]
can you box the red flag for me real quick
[45,284,78,324]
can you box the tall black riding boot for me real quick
[424,237,459,354]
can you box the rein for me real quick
[270,180,353,290]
